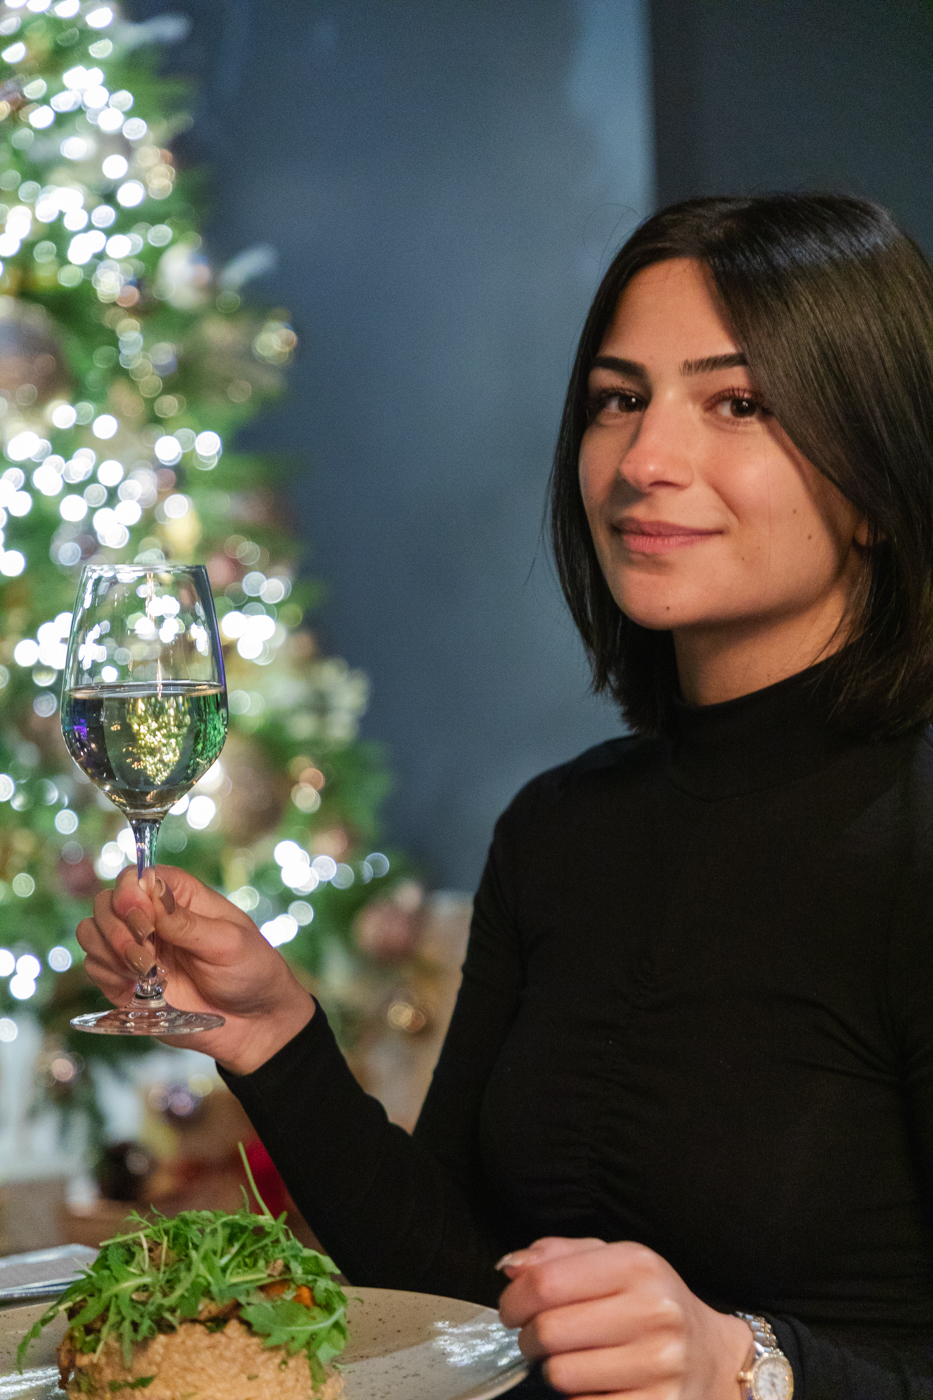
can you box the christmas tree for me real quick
[0,0,409,1129]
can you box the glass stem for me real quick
[132,818,160,879]
[129,817,165,1004]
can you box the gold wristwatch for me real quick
[734,1313,794,1400]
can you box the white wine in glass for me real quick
[61,563,228,1035]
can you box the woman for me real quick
[81,195,933,1400]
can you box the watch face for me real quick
[753,1353,794,1400]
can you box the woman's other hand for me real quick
[76,864,315,1073]
[498,1236,753,1398]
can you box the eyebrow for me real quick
[590,352,748,379]
[681,352,748,375]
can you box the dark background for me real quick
[651,0,933,248]
[130,0,933,891]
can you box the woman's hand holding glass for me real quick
[498,1237,753,1399]
[76,865,316,1073]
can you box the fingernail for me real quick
[125,909,154,943]
[125,944,157,976]
[495,1253,523,1271]
[156,878,175,914]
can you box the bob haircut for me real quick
[550,193,933,739]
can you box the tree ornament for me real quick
[215,731,289,845]
[354,881,426,963]
[0,299,68,403]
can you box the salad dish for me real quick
[18,1171,347,1400]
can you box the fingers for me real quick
[125,906,155,945]
[499,1241,635,1328]
[76,915,136,1005]
[543,1336,679,1396]
[107,860,248,959]
[149,893,252,966]
[111,862,232,924]
[79,887,158,989]
[498,1241,749,1400]
[150,864,255,924]
[516,1291,672,1361]
[89,886,140,958]
[123,943,161,978]
[497,1237,606,1277]
[111,865,157,930]
[112,864,257,961]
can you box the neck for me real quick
[673,604,852,707]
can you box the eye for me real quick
[585,388,644,422]
[710,389,770,421]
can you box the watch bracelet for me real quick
[734,1312,794,1398]
[734,1311,781,1355]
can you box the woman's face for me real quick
[579,257,868,691]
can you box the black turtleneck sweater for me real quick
[222,665,933,1399]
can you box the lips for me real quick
[615,519,721,554]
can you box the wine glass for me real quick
[61,563,228,1035]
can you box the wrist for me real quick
[215,985,315,1076]
[713,1310,755,1399]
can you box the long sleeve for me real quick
[759,826,933,1400]
[218,799,529,1305]
[769,1316,933,1399]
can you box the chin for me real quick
[623,612,687,633]
[610,587,698,633]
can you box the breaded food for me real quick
[59,1316,344,1400]
[20,1166,348,1400]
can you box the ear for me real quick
[854,517,873,548]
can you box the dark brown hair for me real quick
[549,193,933,739]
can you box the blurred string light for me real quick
[11,613,71,673]
[9,954,40,1000]
[273,839,319,895]
[229,885,259,913]
[49,1053,80,1083]
[220,608,280,661]
[261,913,298,948]
[95,825,135,879]
[186,794,215,829]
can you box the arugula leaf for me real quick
[240,1298,347,1359]
[17,1158,348,1383]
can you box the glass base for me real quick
[70,997,225,1036]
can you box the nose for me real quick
[617,398,694,494]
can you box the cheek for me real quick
[712,451,783,524]
[718,454,815,539]
[723,457,856,587]
[577,443,605,525]
[577,431,622,518]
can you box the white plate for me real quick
[0,1286,529,1400]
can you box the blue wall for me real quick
[149,0,655,890]
[650,0,933,251]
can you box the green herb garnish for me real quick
[19,1146,347,1390]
